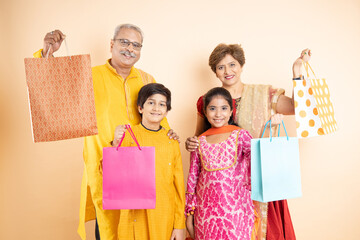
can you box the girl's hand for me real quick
[271,113,284,125]
[112,125,127,147]
[185,136,199,152]
[167,129,180,143]
[186,215,195,239]
[170,228,184,240]
[293,48,311,78]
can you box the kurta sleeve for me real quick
[160,118,171,131]
[33,49,43,58]
[172,143,186,229]
[185,150,201,216]
[239,130,252,190]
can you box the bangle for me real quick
[293,75,304,80]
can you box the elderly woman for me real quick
[186,44,310,240]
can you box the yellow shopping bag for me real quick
[293,61,337,138]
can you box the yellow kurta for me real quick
[33,49,171,239]
[79,62,170,240]
[118,124,185,240]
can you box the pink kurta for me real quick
[186,129,254,240]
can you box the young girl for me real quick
[112,83,185,240]
[185,87,254,240]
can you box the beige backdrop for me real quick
[1,0,359,239]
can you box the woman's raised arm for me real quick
[276,49,311,115]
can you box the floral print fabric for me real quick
[186,129,254,240]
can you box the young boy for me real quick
[112,83,185,240]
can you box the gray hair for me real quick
[113,24,144,43]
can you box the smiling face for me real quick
[205,96,232,128]
[110,28,142,70]
[215,54,243,87]
[138,94,168,130]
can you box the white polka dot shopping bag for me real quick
[293,61,338,138]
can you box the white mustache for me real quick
[120,50,136,58]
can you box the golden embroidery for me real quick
[198,131,240,172]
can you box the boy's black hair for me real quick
[137,83,172,111]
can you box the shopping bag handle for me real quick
[302,60,317,79]
[260,120,289,142]
[44,38,71,59]
[116,124,142,151]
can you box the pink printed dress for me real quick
[185,129,254,240]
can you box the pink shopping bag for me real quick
[102,125,155,210]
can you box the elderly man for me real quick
[34,24,183,240]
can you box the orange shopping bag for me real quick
[24,54,98,142]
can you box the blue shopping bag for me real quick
[251,120,302,202]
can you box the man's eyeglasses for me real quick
[113,39,142,50]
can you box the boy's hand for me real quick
[112,125,127,147]
[170,228,184,240]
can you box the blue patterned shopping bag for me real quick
[251,120,302,202]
